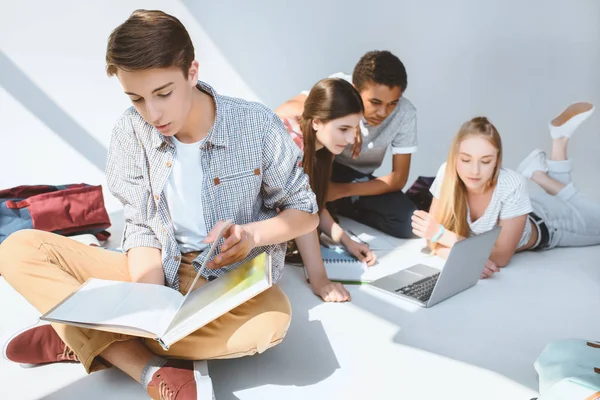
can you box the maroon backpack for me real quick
[0,184,111,244]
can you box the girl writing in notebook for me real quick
[282,78,377,302]
[411,102,598,278]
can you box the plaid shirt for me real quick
[106,81,317,290]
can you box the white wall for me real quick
[1,0,599,220]
[0,0,260,214]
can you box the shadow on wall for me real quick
[181,0,407,108]
[0,51,107,171]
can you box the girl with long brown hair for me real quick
[411,102,598,278]
[282,78,377,302]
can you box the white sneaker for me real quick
[550,102,594,139]
[517,149,547,179]
[193,360,215,400]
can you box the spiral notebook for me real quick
[304,245,369,283]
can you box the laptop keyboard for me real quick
[395,272,441,303]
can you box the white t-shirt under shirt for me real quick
[163,136,208,253]
[429,163,533,248]
[302,72,418,175]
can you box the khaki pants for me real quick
[0,230,291,373]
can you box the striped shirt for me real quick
[281,117,304,151]
[106,81,318,290]
[430,163,533,248]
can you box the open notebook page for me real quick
[43,279,183,336]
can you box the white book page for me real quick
[162,278,270,346]
[161,253,271,347]
[43,279,183,337]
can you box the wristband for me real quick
[430,225,445,243]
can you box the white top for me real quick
[429,163,533,248]
[302,72,418,175]
[164,136,209,253]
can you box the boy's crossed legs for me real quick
[0,229,290,399]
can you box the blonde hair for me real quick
[432,117,503,249]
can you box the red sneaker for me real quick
[3,324,79,367]
[147,360,214,400]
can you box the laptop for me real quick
[368,227,501,308]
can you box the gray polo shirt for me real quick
[303,72,418,175]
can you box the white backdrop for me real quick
[1,0,599,217]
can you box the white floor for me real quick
[1,218,599,399]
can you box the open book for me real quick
[41,221,272,350]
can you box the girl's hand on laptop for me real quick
[411,210,441,240]
[345,240,377,266]
[312,279,351,302]
[480,259,500,279]
[204,222,256,269]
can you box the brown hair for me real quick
[106,10,194,77]
[432,117,503,250]
[300,78,364,210]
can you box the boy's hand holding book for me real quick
[205,221,257,269]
